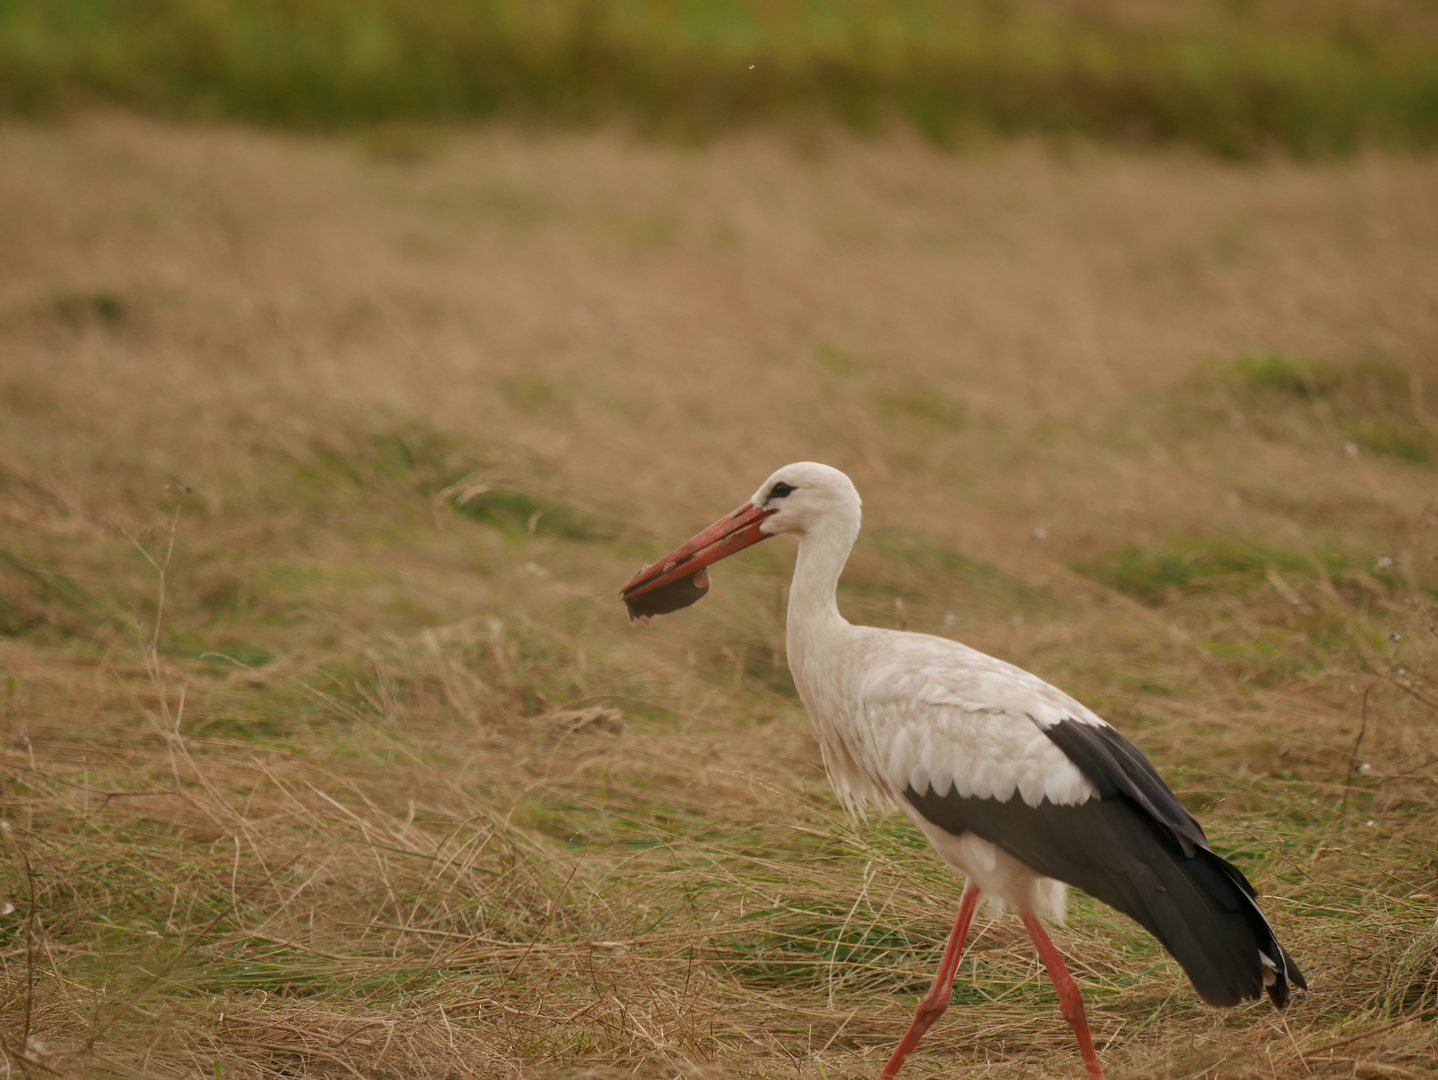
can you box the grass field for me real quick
[4,0,1438,156]
[1,115,1437,1077]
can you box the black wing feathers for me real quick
[1041,719,1207,856]
[904,717,1306,1008]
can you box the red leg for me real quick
[1019,911,1103,1079]
[879,881,981,1080]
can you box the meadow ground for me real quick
[0,114,1436,1078]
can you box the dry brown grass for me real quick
[0,114,1436,1078]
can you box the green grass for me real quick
[1345,418,1437,466]
[1069,535,1376,605]
[1175,353,1438,469]
[1232,353,1343,399]
[4,0,1438,155]
[449,485,611,542]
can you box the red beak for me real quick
[620,501,776,622]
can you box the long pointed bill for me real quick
[620,502,776,623]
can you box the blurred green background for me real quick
[3,0,1437,156]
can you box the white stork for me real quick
[620,462,1305,1079]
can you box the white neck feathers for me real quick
[785,506,859,675]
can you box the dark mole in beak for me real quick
[624,568,711,623]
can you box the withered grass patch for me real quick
[0,118,1436,1078]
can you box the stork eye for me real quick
[768,482,796,500]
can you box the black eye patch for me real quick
[768,482,796,500]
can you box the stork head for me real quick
[747,461,862,539]
[619,461,860,622]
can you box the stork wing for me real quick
[855,645,1207,846]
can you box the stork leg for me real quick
[1019,911,1103,1079]
[878,881,981,1080]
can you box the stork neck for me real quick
[787,514,857,638]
